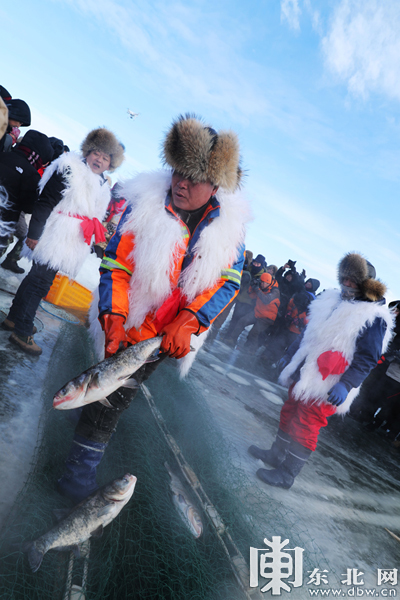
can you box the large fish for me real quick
[165,462,203,538]
[23,474,137,572]
[53,337,162,410]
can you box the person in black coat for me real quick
[0,97,31,153]
[349,300,400,438]
[0,130,53,251]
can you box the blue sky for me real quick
[2,0,399,300]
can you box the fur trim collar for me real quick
[91,169,251,376]
[121,169,251,331]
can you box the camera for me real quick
[287,259,297,270]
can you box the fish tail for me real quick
[24,542,45,573]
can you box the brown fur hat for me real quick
[338,252,386,301]
[162,114,242,191]
[81,128,125,173]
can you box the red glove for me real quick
[100,314,128,358]
[160,310,200,359]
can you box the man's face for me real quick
[285,273,293,282]
[342,277,358,289]
[171,171,217,211]
[86,150,111,174]
[305,281,312,290]
[252,261,261,268]
[260,280,269,290]
[9,118,22,128]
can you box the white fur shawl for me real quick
[91,169,251,376]
[279,289,394,415]
[32,152,110,277]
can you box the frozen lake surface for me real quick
[0,255,399,599]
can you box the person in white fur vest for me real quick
[57,114,251,503]
[249,252,394,489]
[2,127,125,355]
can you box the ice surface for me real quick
[254,378,277,392]
[226,372,251,386]
[259,389,284,404]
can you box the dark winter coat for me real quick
[0,131,53,226]
[0,151,41,220]
[27,170,65,240]
[276,267,303,303]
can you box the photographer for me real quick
[224,272,280,350]
[223,254,267,345]
[275,260,305,318]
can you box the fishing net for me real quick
[0,322,331,600]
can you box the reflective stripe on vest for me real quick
[181,225,190,240]
[220,268,241,285]
[100,256,133,276]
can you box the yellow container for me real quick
[44,273,93,313]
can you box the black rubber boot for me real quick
[57,434,107,504]
[1,239,25,274]
[248,429,291,468]
[256,441,312,489]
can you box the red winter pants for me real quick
[279,385,337,451]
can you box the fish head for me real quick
[186,506,203,538]
[103,474,137,505]
[53,372,92,410]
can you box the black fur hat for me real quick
[338,252,386,301]
[162,114,242,191]
[81,128,125,173]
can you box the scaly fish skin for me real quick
[53,337,162,410]
[25,474,137,572]
[165,462,203,538]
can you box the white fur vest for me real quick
[32,152,110,278]
[279,289,394,415]
[90,169,251,376]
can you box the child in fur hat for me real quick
[249,252,394,489]
[2,127,124,356]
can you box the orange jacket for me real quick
[285,297,309,334]
[248,279,280,321]
[99,196,244,345]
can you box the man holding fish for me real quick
[58,114,251,503]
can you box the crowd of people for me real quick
[0,85,397,497]
[208,253,320,369]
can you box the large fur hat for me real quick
[162,114,242,191]
[81,128,125,173]
[338,252,386,301]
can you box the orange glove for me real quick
[100,314,128,358]
[160,310,200,359]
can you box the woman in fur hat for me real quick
[249,252,394,489]
[2,127,124,356]
[57,114,251,503]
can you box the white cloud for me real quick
[281,0,301,31]
[322,0,400,101]
[303,0,322,35]
[55,0,271,123]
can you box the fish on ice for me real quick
[164,461,203,538]
[53,336,162,410]
[23,474,137,572]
